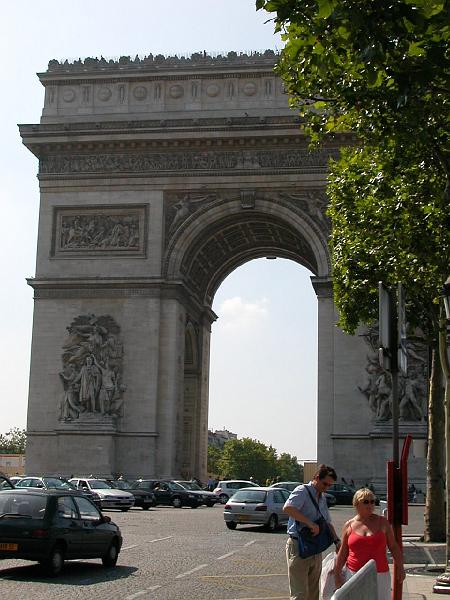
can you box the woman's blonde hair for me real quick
[352,487,375,507]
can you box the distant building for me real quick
[208,429,237,449]
[0,454,26,476]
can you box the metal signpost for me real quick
[379,283,409,600]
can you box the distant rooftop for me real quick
[45,50,280,74]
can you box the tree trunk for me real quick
[424,345,446,542]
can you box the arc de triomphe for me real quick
[20,51,426,487]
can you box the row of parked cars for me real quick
[9,476,221,511]
[0,472,221,578]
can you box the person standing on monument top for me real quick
[283,464,340,600]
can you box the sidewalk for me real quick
[401,538,445,599]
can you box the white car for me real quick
[213,480,259,504]
[69,478,134,511]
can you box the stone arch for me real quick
[165,194,331,306]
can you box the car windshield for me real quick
[177,481,201,491]
[168,482,186,491]
[88,480,112,489]
[0,493,47,518]
[231,490,267,503]
[43,478,76,490]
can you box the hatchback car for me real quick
[224,486,290,531]
[173,480,219,506]
[0,489,122,576]
[131,480,201,508]
[104,479,155,510]
[15,476,102,509]
[269,482,336,507]
[213,480,259,504]
[69,478,134,511]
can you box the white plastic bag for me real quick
[320,551,337,600]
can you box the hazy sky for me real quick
[1,1,318,461]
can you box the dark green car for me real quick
[0,489,122,576]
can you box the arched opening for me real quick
[208,257,317,464]
[168,195,330,480]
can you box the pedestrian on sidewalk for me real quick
[334,487,405,600]
[283,464,340,600]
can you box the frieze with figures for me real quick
[52,205,147,257]
[59,314,125,423]
[40,148,339,176]
[164,189,331,243]
[359,327,428,423]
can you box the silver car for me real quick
[69,478,134,511]
[223,486,290,531]
[214,479,259,504]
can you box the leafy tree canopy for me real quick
[277,452,304,481]
[0,428,27,454]
[329,139,449,334]
[257,0,448,168]
[257,0,449,332]
[211,438,303,483]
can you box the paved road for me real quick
[0,504,435,600]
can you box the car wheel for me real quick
[191,502,199,509]
[41,544,65,577]
[172,497,183,508]
[206,502,214,507]
[121,507,130,512]
[142,504,151,510]
[219,493,229,504]
[226,521,237,530]
[266,514,278,532]
[102,540,119,567]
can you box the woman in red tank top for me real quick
[334,488,405,600]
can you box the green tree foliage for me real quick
[217,438,278,482]
[0,428,27,454]
[257,0,449,185]
[277,452,304,481]
[328,141,449,335]
[257,0,449,541]
[213,438,303,483]
[207,444,223,476]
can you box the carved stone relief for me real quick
[59,314,125,423]
[40,148,339,176]
[164,189,330,243]
[52,205,147,257]
[359,327,428,422]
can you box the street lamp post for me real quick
[433,276,450,594]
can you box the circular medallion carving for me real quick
[62,88,76,103]
[133,86,148,100]
[169,84,184,99]
[97,87,112,101]
[243,82,257,96]
[206,84,220,97]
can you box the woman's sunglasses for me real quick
[362,499,375,504]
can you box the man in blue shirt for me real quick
[283,464,340,600]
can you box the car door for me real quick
[54,495,84,558]
[152,482,172,505]
[72,496,107,555]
